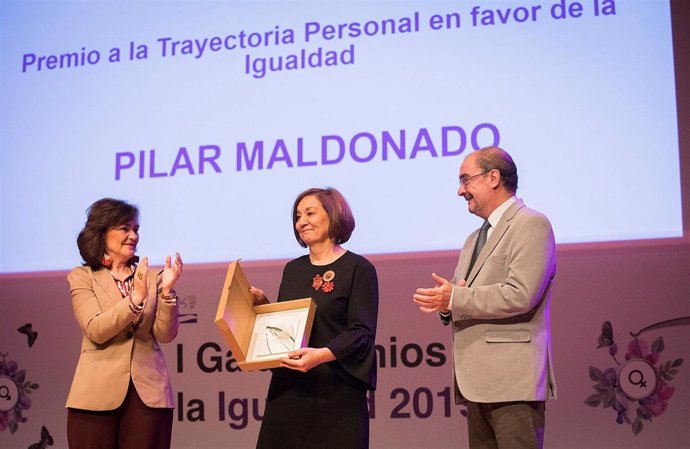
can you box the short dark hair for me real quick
[474,146,518,194]
[76,198,139,269]
[292,187,355,248]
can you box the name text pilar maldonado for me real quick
[113,123,501,180]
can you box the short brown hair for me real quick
[292,188,355,248]
[76,198,139,269]
[474,146,519,194]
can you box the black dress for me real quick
[256,251,378,449]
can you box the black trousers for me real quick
[466,400,545,449]
[67,380,173,449]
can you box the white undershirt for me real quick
[485,196,516,240]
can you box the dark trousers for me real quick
[67,381,173,449]
[466,400,545,449]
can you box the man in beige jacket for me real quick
[414,147,557,449]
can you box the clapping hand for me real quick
[132,256,149,306]
[160,252,183,295]
[413,272,455,313]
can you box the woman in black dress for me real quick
[251,187,379,449]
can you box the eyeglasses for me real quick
[459,171,489,187]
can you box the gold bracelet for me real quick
[160,290,177,300]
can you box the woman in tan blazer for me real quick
[66,198,183,449]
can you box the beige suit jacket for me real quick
[65,265,178,410]
[448,199,557,403]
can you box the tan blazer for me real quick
[448,199,557,403]
[65,266,178,410]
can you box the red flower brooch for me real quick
[313,270,336,293]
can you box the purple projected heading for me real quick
[114,123,500,181]
[20,2,617,79]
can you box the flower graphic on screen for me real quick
[0,352,40,434]
[584,318,687,435]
